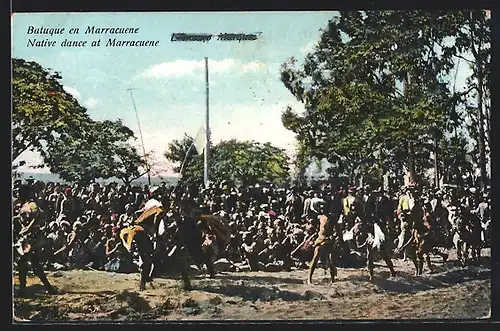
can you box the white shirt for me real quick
[408,197,415,211]
[430,199,437,212]
[346,196,356,206]
[141,198,163,212]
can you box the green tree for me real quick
[439,133,473,185]
[447,10,490,189]
[164,134,205,184]
[164,137,290,186]
[43,119,147,185]
[290,140,310,185]
[12,58,91,162]
[280,11,471,186]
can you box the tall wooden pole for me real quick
[204,57,210,188]
[127,88,151,186]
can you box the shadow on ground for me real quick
[13,284,50,298]
[198,283,327,302]
[344,263,491,294]
[219,274,305,285]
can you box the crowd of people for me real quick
[12,178,491,275]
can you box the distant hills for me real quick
[13,172,180,187]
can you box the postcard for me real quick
[11,10,492,322]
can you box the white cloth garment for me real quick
[408,197,415,211]
[138,199,163,213]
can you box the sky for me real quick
[12,11,340,177]
[11,11,476,179]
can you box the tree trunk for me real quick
[486,101,491,147]
[349,169,356,186]
[477,64,487,190]
[434,134,440,189]
[407,143,418,185]
[402,72,417,185]
[471,10,488,190]
[378,148,384,186]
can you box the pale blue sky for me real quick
[12,11,339,175]
[12,12,475,177]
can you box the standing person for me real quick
[374,187,393,237]
[136,188,163,216]
[302,190,314,220]
[329,187,343,226]
[396,186,412,250]
[476,193,491,246]
[397,187,412,216]
[430,191,451,249]
[49,184,64,217]
[133,187,165,244]
[14,184,58,296]
[361,186,377,229]
[307,198,337,285]
[286,187,303,223]
[58,187,77,223]
[342,187,357,230]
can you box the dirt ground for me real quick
[13,249,491,321]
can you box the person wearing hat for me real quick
[307,198,337,285]
[14,184,58,296]
[25,177,35,187]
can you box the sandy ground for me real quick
[13,249,491,321]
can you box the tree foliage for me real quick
[280,10,490,186]
[438,133,473,185]
[13,58,147,185]
[12,58,90,161]
[42,119,147,185]
[163,134,205,184]
[164,137,290,186]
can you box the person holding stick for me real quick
[307,198,337,285]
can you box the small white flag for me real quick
[193,125,205,154]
